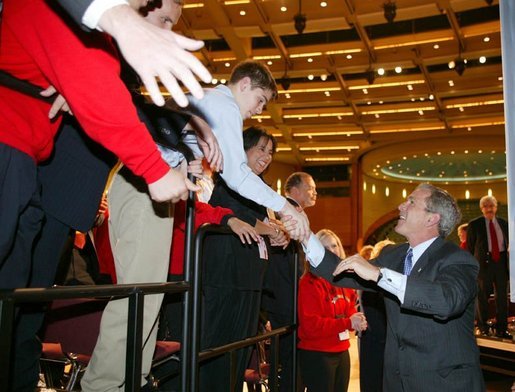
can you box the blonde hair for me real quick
[316,229,345,259]
[371,239,395,259]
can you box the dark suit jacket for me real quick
[56,0,94,28]
[467,215,509,270]
[312,238,485,392]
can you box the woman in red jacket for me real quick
[298,229,367,392]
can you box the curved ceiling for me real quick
[175,0,505,167]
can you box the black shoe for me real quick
[495,331,512,340]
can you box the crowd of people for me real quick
[0,1,508,392]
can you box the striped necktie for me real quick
[403,248,413,276]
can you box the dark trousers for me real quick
[299,349,350,392]
[199,286,262,392]
[477,253,509,332]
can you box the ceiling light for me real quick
[377,68,385,76]
[448,60,455,69]
[320,74,327,81]
[285,93,291,99]
[280,76,291,91]
[429,94,434,100]
[281,6,287,12]
[307,74,314,80]
[433,44,440,49]
[383,1,397,23]
[239,10,246,16]
[211,78,218,84]
[459,107,465,112]
[320,1,327,7]
[267,61,273,65]
[225,62,231,67]
[407,84,413,91]
[448,80,454,86]
[365,68,375,84]
[307,58,313,63]
[363,88,368,94]
[294,0,307,35]
[395,66,402,74]
[346,54,353,59]
[220,79,226,84]
[484,36,490,43]
[479,56,486,64]
[324,91,331,96]
[454,57,466,76]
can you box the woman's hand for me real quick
[40,85,73,119]
[227,217,260,245]
[269,222,290,249]
[350,312,368,332]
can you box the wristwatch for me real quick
[376,268,383,283]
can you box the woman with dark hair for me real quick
[200,126,288,391]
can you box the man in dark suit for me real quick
[303,183,484,392]
[467,195,510,339]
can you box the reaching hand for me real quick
[350,312,368,332]
[333,254,381,282]
[279,202,310,242]
[99,5,212,107]
[227,217,260,245]
[190,116,223,172]
[148,168,200,203]
[40,85,72,119]
[187,159,204,179]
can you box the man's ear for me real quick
[426,212,441,228]
[239,76,251,92]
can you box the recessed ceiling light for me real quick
[240,10,246,16]
[307,74,314,80]
[324,91,331,96]
[418,110,424,115]
[346,54,353,60]
[379,100,384,104]
[225,62,231,67]
[429,94,434,100]
[320,74,328,81]
[267,60,272,65]
[459,107,465,112]
[433,44,440,49]
[375,113,380,118]
[448,80,454,86]
[484,36,490,42]
[479,56,486,64]
[367,101,371,105]
[363,88,368,94]
[377,68,385,76]
[280,6,287,12]
[211,78,218,84]
[220,79,226,84]
[395,66,402,74]
[307,58,313,63]
[285,93,291,99]
[320,1,327,7]
[467,127,472,131]
[498,76,503,81]
[407,84,413,90]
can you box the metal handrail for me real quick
[0,282,189,392]
[188,224,299,392]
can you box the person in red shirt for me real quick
[298,229,367,392]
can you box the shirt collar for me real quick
[410,236,438,264]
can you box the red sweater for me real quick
[170,200,234,275]
[298,272,357,353]
[0,0,168,183]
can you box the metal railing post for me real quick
[125,290,145,391]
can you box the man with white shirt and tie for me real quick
[467,195,510,339]
[302,183,484,392]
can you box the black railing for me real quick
[0,282,189,392]
[0,225,299,392]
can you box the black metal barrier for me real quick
[0,224,299,392]
[0,282,189,392]
[189,224,299,392]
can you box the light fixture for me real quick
[365,67,375,84]
[454,57,466,76]
[280,61,291,90]
[383,1,397,23]
[294,0,307,34]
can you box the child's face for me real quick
[237,79,273,120]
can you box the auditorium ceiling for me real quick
[175,0,505,183]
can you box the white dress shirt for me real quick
[83,0,129,30]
